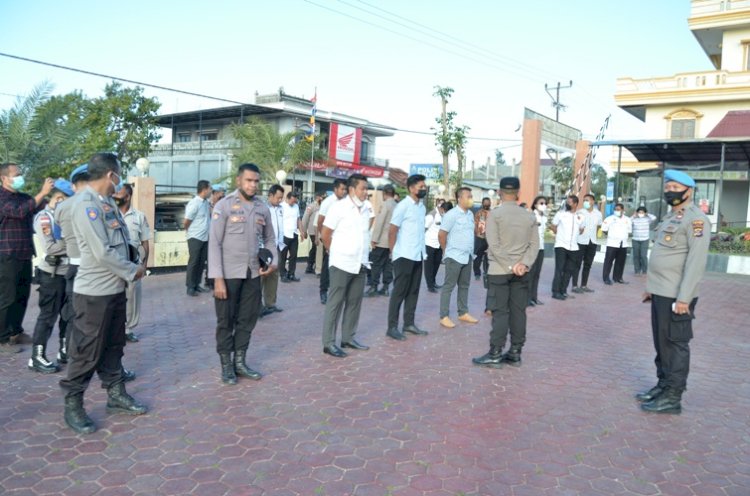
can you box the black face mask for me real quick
[239,190,255,201]
[482,205,490,210]
[114,197,127,207]
[416,189,428,199]
[664,189,688,206]
[564,203,573,211]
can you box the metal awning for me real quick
[157,104,283,126]
[592,138,750,164]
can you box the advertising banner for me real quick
[329,123,362,164]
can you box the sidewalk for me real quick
[1,263,748,495]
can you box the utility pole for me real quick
[545,80,573,122]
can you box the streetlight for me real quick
[135,157,150,177]
[275,170,287,184]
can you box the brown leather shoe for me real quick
[439,317,456,328]
[458,313,479,324]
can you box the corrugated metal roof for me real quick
[707,110,750,138]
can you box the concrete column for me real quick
[129,176,156,268]
[520,119,542,207]
[573,140,592,197]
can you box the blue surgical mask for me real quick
[10,175,25,191]
[614,210,622,217]
[583,201,591,210]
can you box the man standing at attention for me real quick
[208,163,277,385]
[113,184,151,343]
[473,177,539,368]
[317,179,347,304]
[280,191,305,282]
[438,187,478,328]
[601,203,632,285]
[184,180,211,296]
[261,184,286,317]
[366,184,397,297]
[60,153,147,434]
[0,163,53,354]
[320,174,372,357]
[638,170,709,414]
[386,174,429,341]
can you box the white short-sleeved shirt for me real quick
[324,196,372,274]
[576,208,603,245]
[319,194,339,217]
[552,210,583,251]
[281,202,300,239]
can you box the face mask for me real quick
[352,195,363,207]
[537,204,547,213]
[416,189,427,199]
[564,203,572,211]
[483,204,490,211]
[637,213,645,218]
[240,190,255,201]
[114,197,127,207]
[614,210,622,217]
[583,201,591,210]
[10,175,25,191]
[664,189,688,206]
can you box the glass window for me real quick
[693,180,715,215]
[360,141,370,163]
[200,132,218,142]
[177,133,192,143]
[670,119,696,139]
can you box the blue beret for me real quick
[664,170,696,188]
[212,184,226,192]
[53,179,75,197]
[69,163,89,183]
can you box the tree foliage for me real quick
[0,81,55,164]
[232,117,327,183]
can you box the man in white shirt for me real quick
[423,202,445,293]
[261,185,286,317]
[317,179,347,304]
[279,191,305,282]
[601,203,633,285]
[184,180,211,296]
[320,174,372,358]
[571,193,603,294]
[550,195,585,301]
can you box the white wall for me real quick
[722,180,750,227]
[644,101,750,138]
[722,28,750,71]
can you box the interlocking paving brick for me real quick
[0,267,748,495]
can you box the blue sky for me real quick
[0,0,710,172]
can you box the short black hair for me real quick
[583,193,596,202]
[531,195,547,211]
[286,191,299,199]
[237,163,260,176]
[455,187,472,201]
[121,183,133,197]
[197,180,211,194]
[406,174,426,188]
[382,184,395,197]
[442,201,454,212]
[615,203,625,210]
[481,197,491,203]
[268,184,284,197]
[87,153,120,180]
[568,194,579,205]
[347,173,367,190]
[637,206,647,213]
[0,162,19,176]
[332,178,347,189]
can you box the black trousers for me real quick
[551,247,578,295]
[603,246,628,282]
[214,270,262,354]
[651,295,697,392]
[61,265,79,350]
[320,248,330,293]
[423,246,443,290]
[486,273,529,350]
[572,241,598,287]
[32,270,68,347]
[528,250,545,302]
[306,235,317,271]
[0,256,32,343]
[60,292,127,397]
[186,238,208,290]
[280,234,299,278]
[473,237,489,276]
[369,246,393,288]
[388,258,422,329]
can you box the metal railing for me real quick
[691,0,750,17]
[616,70,750,94]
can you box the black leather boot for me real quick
[28,345,60,374]
[635,384,665,402]
[57,337,68,364]
[472,346,504,368]
[501,346,522,367]
[220,353,237,385]
[64,394,96,434]
[106,383,147,415]
[234,350,262,380]
[641,387,682,414]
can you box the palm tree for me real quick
[232,117,326,183]
[0,81,54,163]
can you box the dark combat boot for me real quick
[28,345,60,374]
[220,353,237,385]
[234,350,262,380]
[64,394,96,434]
[106,383,147,415]
[501,346,522,367]
[641,387,682,414]
[57,337,68,364]
[472,346,504,368]
[635,383,665,402]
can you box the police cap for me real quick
[53,179,75,197]
[69,163,89,183]
[499,176,520,190]
[664,170,696,188]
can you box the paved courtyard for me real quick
[1,261,749,496]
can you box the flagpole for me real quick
[308,87,316,200]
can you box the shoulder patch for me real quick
[692,220,704,237]
[86,207,99,221]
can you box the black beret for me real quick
[499,177,520,190]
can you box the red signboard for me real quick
[329,122,362,164]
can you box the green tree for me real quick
[589,163,608,199]
[82,81,161,173]
[0,81,54,164]
[232,117,326,183]
[451,124,470,186]
[495,149,508,167]
[432,86,454,193]
[549,156,574,198]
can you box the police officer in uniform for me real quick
[638,170,710,414]
[208,163,277,385]
[59,153,147,434]
[28,179,74,373]
[473,177,539,368]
